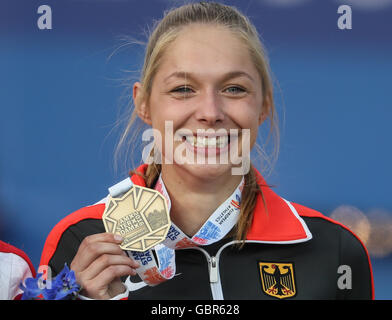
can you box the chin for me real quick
[177,162,234,181]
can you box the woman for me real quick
[0,240,36,300]
[39,2,373,300]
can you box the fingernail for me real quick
[114,234,123,242]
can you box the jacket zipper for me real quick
[187,237,312,299]
[192,247,223,300]
[209,256,218,283]
[187,240,242,300]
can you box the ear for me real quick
[258,90,272,126]
[133,81,152,126]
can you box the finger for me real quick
[72,238,125,271]
[73,242,125,271]
[83,265,136,299]
[96,264,137,286]
[80,254,139,281]
[81,233,124,248]
[73,233,123,266]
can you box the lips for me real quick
[177,130,241,158]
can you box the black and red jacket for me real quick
[40,165,374,299]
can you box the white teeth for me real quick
[185,136,229,148]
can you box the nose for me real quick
[194,90,225,126]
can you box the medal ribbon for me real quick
[128,175,244,286]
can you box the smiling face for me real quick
[134,23,268,181]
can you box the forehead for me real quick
[156,23,259,81]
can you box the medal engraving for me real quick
[102,185,170,251]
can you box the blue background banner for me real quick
[1,0,391,299]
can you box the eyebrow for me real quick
[164,70,255,84]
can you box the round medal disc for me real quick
[102,185,170,252]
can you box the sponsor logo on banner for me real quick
[215,206,235,225]
[175,237,197,249]
[143,267,167,286]
[156,246,175,278]
[166,225,181,241]
[131,250,153,266]
[198,221,221,241]
[156,247,173,269]
[192,237,208,245]
[258,262,296,299]
[161,266,174,278]
[230,194,241,209]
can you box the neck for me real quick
[160,165,243,236]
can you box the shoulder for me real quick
[39,202,106,273]
[292,201,368,252]
[292,202,366,246]
[0,241,36,299]
[291,202,374,299]
[0,241,36,276]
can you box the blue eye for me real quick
[171,86,193,93]
[225,86,246,94]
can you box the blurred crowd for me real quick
[330,205,392,258]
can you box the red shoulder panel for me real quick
[290,202,325,219]
[39,203,105,268]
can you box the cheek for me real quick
[149,98,173,133]
[231,108,261,148]
[234,106,261,129]
[150,104,195,142]
[148,101,188,154]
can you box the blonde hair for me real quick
[116,1,279,245]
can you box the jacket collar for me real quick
[246,170,312,243]
[129,164,312,244]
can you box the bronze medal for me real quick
[102,184,170,251]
